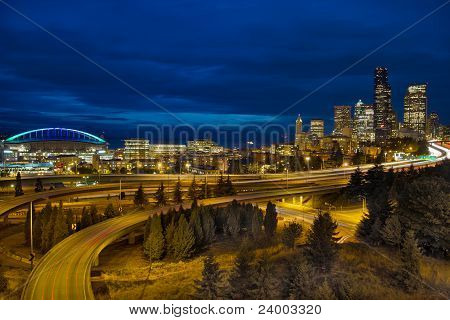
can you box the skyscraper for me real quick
[353,99,375,144]
[374,67,396,142]
[333,105,352,136]
[427,112,441,139]
[295,114,307,150]
[404,84,427,139]
[310,119,324,138]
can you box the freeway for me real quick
[18,142,450,299]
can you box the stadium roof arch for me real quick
[5,128,106,145]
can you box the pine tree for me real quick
[53,204,68,246]
[225,175,236,195]
[172,215,195,260]
[226,246,256,299]
[34,178,44,192]
[90,205,100,224]
[216,174,226,196]
[40,203,55,253]
[263,201,278,238]
[397,230,422,291]
[251,209,263,238]
[201,207,216,245]
[164,216,177,257]
[285,256,315,299]
[194,254,222,299]
[306,211,340,270]
[134,184,148,207]
[143,215,152,242]
[314,279,336,299]
[15,172,24,197]
[225,207,240,238]
[189,207,204,248]
[253,251,276,299]
[281,222,303,249]
[143,214,165,260]
[33,214,43,250]
[345,167,365,200]
[24,204,35,246]
[188,177,199,200]
[173,178,183,204]
[381,214,402,248]
[66,209,75,234]
[0,271,7,293]
[80,206,93,229]
[103,203,116,219]
[154,182,167,206]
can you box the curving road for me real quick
[20,142,450,299]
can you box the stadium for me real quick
[3,128,107,160]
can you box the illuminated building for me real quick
[187,139,224,154]
[322,135,352,155]
[149,144,186,156]
[374,67,397,142]
[310,119,324,138]
[294,114,304,147]
[403,84,427,139]
[353,99,375,144]
[333,105,352,136]
[124,139,150,161]
[427,112,441,139]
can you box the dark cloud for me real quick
[0,0,448,146]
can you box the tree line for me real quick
[25,202,120,254]
[344,160,449,290]
[143,200,279,261]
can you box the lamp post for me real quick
[305,156,311,182]
[285,168,289,190]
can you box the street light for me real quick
[305,156,311,182]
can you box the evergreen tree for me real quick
[281,222,303,249]
[225,175,236,195]
[397,230,422,291]
[345,167,365,200]
[189,207,204,248]
[53,204,68,246]
[33,213,43,251]
[34,178,44,192]
[250,208,263,238]
[253,251,276,299]
[314,280,336,299]
[90,205,100,224]
[164,216,177,257]
[263,201,278,238]
[103,203,116,219]
[66,209,75,234]
[80,206,93,229]
[201,207,216,245]
[225,206,240,238]
[172,215,195,260]
[194,254,222,299]
[285,256,315,299]
[154,182,167,206]
[24,204,35,246]
[215,174,226,196]
[143,215,152,242]
[143,214,165,260]
[40,203,54,253]
[173,178,183,204]
[188,177,199,200]
[0,271,7,293]
[306,211,340,270]
[134,184,148,207]
[15,172,24,196]
[381,214,402,248]
[226,246,256,299]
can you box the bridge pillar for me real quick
[299,196,303,206]
[128,231,136,245]
[292,197,296,204]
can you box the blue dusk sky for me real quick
[0,0,449,147]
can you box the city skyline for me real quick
[0,1,449,146]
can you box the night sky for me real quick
[0,0,449,147]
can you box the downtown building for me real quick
[427,112,442,140]
[374,67,397,143]
[353,99,375,144]
[310,119,325,138]
[403,84,428,139]
[333,105,352,137]
[294,114,307,150]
